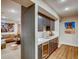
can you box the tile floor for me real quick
[1,42,21,59]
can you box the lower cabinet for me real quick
[38,37,58,59]
[42,42,49,59]
[49,40,53,55]
[38,44,42,59]
[49,37,58,55]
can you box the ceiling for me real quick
[11,0,33,7]
[1,0,78,23]
[1,0,34,24]
[42,0,78,18]
[38,6,57,20]
[1,0,21,23]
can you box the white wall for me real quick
[59,16,78,47]
[17,24,21,34]
[55,20,59,36]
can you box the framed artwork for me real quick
[1,22,14,33]
[64,22,75,34]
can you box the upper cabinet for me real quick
[38,13,55,32]
[38,15,44,31]
[50,20,55,31]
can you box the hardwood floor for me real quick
[47,44,78,59]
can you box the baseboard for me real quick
[58,41,78,47]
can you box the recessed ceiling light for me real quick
[60,0,65,2]
[39,15,42,19]
[2,16,7,19]
[64,8,69,11]
[11,9,16,13]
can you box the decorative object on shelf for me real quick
[64,22,75,34]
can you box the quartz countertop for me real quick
[38,35,58,45]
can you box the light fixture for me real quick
[11,9,16,13]
[39,15,42,19]
[60,0,65,3]
[2,16,7,19]
[64,7,69,11]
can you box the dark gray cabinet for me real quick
[49,37,58,55]
[38,44,42,59]
[50,20,55,30]
[42,42,49,59]
[38,16,44,31]
[52,37,58,52]
[38,15,55,31]
[38,37,58,59]
[43,17,50,26]
[49,40,53,55]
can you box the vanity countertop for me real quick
[38,35,58,45]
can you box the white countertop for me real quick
[38,35,58,45]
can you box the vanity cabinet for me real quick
[38,37,58,59]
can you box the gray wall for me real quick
[21,5,35,59]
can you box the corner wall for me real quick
[21,5,35,59]
[59,16,78,47]
[55,20,59,36]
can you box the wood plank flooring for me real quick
[47,44,78,59]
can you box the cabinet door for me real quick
[38,15,50,31]
[50,20,55,31]
[55,37,58,49]
[38,44,42,59]
[42,16,50,30]
[53,38,58,51]
[49,40,53,55]
[42,42,49,59]
[51,39,55,52]
[38,16,44,31]
[50,37,58,53]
